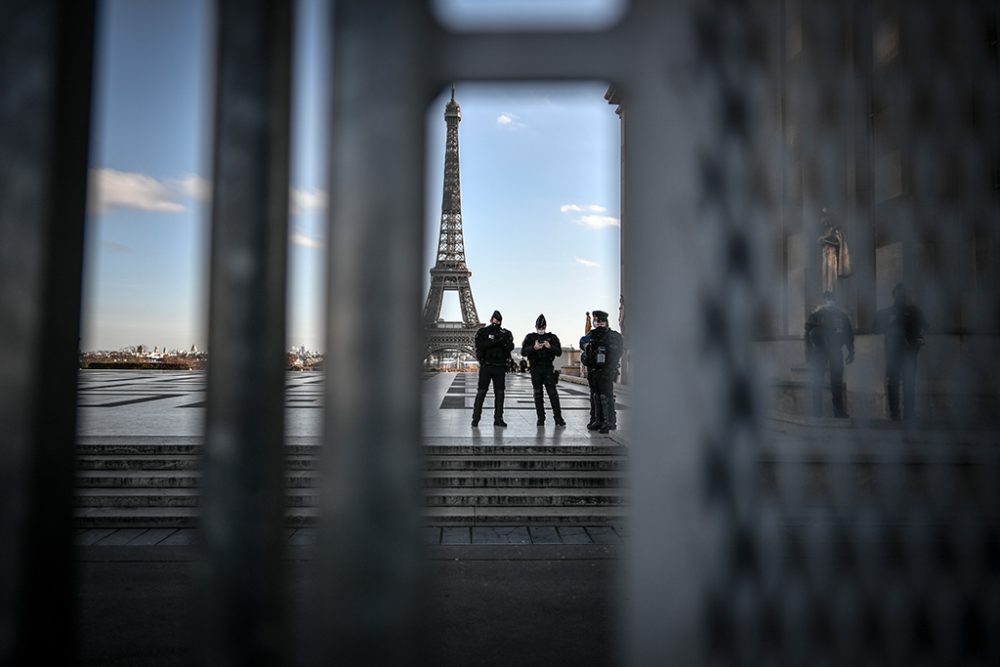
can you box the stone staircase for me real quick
[74,442,628,528]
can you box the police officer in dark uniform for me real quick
[584,310,623,434]
[521,314,566,427]
[472,310,515,427]
[873,283,928,422]
[804,291,855,418]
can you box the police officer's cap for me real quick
[535,314,546,329]
[593,310,609,322]
[491,310,503,323]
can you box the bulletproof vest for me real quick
[812,307,847,347]
[529,333,558,366]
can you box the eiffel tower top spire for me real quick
[435,84,466,270]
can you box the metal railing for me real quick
[2,0,998,665]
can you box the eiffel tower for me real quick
[423,84,482,360]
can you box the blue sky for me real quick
[81,0,620,353]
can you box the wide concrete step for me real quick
[75,453,623,472]
[75,444,624,457]
[423,488,626,506]
[422,506,628,525]
[74,470,318,488]
[423,471,625,488]
[73,505,629,528]
[76,454,319,471]
[74,487,627,508]
[75,469,626,489]
[423,455,624,471]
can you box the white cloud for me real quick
[90,168,187,215]
[90,169,329,221]
[496,112,524,128]
[290,232,324,249]
[560,204,608,214]
[575,257,600,268]
[290,187,327,216]
[171,174,210,202]
[573,215,620,229]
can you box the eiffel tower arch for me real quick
[423,85,482,361]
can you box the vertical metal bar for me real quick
[318,1,430,664]
[621,0,773,663]
[201,1,292,664]
[620,1,719,663]
[0,0,95,662]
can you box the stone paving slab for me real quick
[557,527,593,544]
[472,526,531,544]
[441,527,471,544]
[75,528,116,546]
[527,526,561,544]
[94,528,147,546]
[126,528,179,546]
[584,526,621,544]
[159,528,199,546]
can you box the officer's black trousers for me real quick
[886,348,919,421]
[810,349,846,416]
[473,365,506,423]
[590,371,616,427]
[530,367,562,421]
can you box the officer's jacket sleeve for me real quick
[503,329,515,353]
[521,334,535,358]
[549,334,562,357]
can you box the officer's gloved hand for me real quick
[846,350,855,364]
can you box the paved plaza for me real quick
[77,369,626,439]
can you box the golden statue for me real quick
[818,209,852,293]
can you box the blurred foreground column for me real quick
[200,1,292,665]
[622,1,770,664]
[0,1,95,663]
[316,1,430,665]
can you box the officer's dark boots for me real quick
[472,389,487,427]
[587,394,600,430]
[597,395,612,434]
[534,388,546,425]
[494,390,506,427]
[548,386,565,426]
[833,383,849,419]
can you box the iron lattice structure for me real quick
[423,85,481,358]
